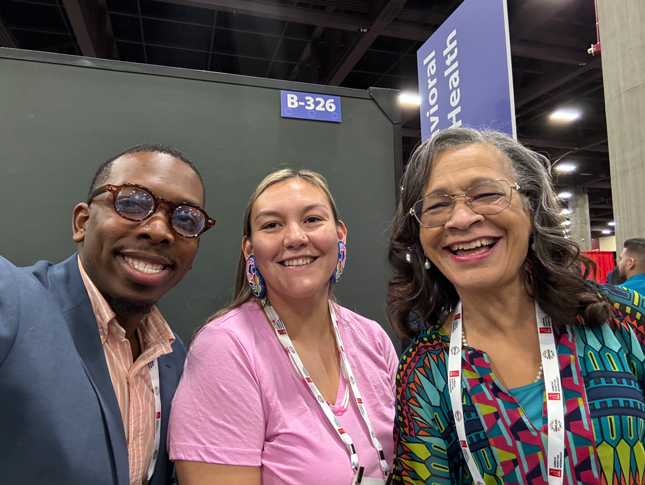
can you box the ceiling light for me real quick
[555,163,577,173]
[561,209,572,215]
[602,229,612,235]
[550,109,580,121]
[559,191,573,199]
[608,221,616,226]
[399,93,420,105]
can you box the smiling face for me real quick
[72,151,204,317]
[242,178,347,305]
[418,143,532,296]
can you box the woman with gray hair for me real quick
[387,127,645,484]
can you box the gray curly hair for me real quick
[387,127,611,339]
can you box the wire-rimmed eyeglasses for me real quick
[89,183,216,238]
[409,179,520,228]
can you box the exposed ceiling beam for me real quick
[0,12,19,48]
[520,109,606,127]
[391,8,446,25]
[325,0,408,86]
[379,22,432,41]
[153,0,596,66]
[520,135,608,152]
[582,175,611,189]
[398,8,588,49]
[295,0,371,13]
[510,43,590,66]
[289,6,334,81]
[509,27,583,49]
[516,70,603,123]
[42,41,78,53]
[516,57,602,107]
[578,84,604,98]
[61,0,118,58]
[155,0,373,31]
[591,210,614,217]
[583,182,612,189]
[510,0,578,31]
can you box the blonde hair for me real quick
[210,168,341,320]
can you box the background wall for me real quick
[0,49,401,347]
[599,236,616,252]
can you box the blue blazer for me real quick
[0,254,187,485]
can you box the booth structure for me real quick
[0,47,403,346]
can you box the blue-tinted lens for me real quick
[115,187,154,219]
[172,205,205,236]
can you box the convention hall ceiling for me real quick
[0,0,613,237]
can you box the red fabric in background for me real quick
[581,250,615,283]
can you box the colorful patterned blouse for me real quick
[393,285,645,485]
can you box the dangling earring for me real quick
[246,255,266,299]
[424,258,431,270]
[531,235,536,252]
[332,241,347,285]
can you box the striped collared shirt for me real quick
[78,257,174,485]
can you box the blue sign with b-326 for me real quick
[280,90,342,123]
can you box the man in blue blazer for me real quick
[0,144,215,485]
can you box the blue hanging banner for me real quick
[417,0,515,141]
[280,90,342,123]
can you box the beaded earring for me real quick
[245,255,266,299]
[332,241,347,285]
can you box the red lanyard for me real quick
[447,301,564,484]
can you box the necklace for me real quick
[461,327,544,383]
[449,301,564,484]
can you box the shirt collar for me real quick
[77,255,175,349]
[626,273,645,283]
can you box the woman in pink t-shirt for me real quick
[168,169,397,485]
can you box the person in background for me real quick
[616,238,645,294]
[0,144,215,485]
[168,169,397,485]
[387,127,645,484]
[605,267,626,286]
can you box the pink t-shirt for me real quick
[168,300,397,484]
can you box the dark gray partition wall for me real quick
[0,48,402,346]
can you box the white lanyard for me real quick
[447,301,564,485]
[262,299,389,484]
[145,358,162,483]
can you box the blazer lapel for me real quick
[49,255,130,485]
